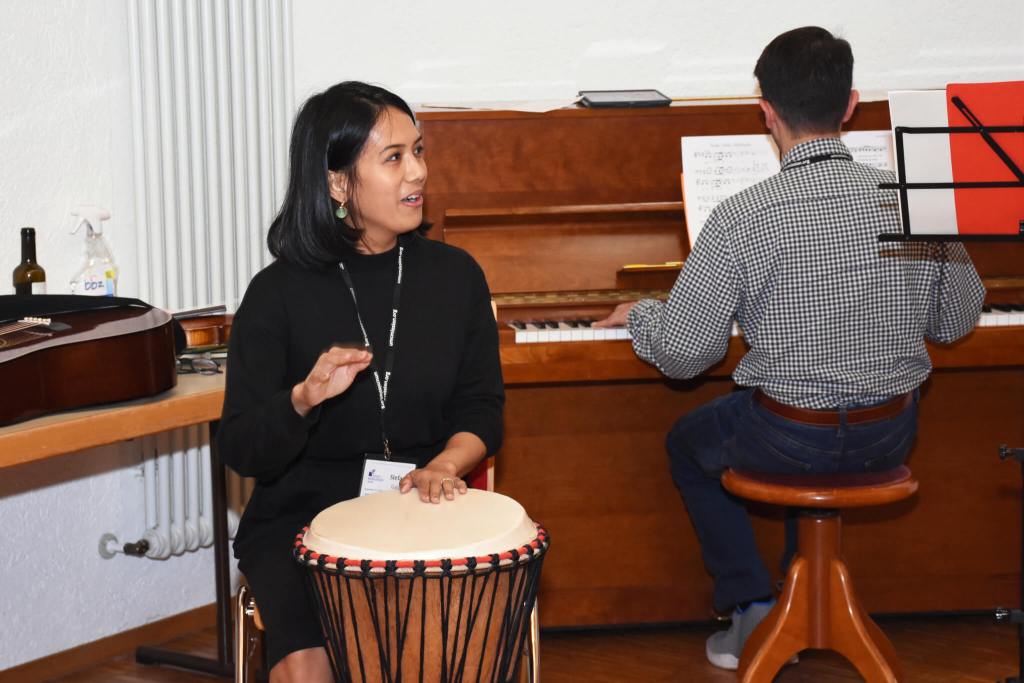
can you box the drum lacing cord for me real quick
[296,526,551,682]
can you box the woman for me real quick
[218,81,504,682]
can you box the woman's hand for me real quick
[399,458,468,503]
[291,345,372,417]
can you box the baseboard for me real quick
[0,603,217,682]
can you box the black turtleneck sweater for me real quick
[218,234,504,554]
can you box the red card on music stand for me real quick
[947,81,1024,236]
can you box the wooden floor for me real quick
[51,613,1017,682]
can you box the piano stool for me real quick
[721,466,919,683]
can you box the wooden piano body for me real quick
[418,100,1024,627]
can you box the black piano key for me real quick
[543,320,560,329]
[509,320,527,330]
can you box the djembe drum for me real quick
[294,489,549,683]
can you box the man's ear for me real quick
[327,171,348,205]
[841,89,860,125]
[759,99,778,133]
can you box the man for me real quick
[596,26,984,670]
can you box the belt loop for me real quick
[837,405,847,434]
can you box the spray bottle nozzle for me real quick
[70,205,112,235]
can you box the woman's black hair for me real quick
[267,81,430,268]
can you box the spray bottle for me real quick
[69,205,118,296]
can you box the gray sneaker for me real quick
[705,599,777,670]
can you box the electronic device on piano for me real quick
[0,297,178,426]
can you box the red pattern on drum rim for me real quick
[293,525,550,574]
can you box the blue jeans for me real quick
[666,388,918,614]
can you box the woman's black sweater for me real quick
[217,234,504,555]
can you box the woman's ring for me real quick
[441,477,456,487]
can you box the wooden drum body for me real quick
[294,490,549,683]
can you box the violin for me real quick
[176,313,233,351]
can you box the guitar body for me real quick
[0,305,177,426]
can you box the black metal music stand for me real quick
[997,445,1024,683]
[878,95,1024,243]
[876,92,1024,680]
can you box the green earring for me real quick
[335,202,348,220]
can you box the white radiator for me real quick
[127,0,294,313]
[104,0,294,559]
[138,426,218,559]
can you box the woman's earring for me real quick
[335,202,348,220]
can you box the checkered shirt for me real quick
[628,137,986,409]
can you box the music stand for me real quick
[879,86,1024,681]
[879,92,1024,242]
[998,445,1024,683]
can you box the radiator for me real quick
[128,0,294,313]
[106,0,294,558]
[136,426,217,559]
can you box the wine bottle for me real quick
[12,227,47,295]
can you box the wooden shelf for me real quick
[0,373,224,469]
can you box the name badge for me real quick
[359,454,416,497]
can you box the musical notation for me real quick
[681,130,894,247]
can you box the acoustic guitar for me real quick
[0,303,177,426]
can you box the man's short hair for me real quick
[754,26,854,134]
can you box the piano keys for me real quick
[505,303,1024,342]
[506,317,745,342]
[978,303,1024,327]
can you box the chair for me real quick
[234,457,541,682]
[721,466,918,683]
[235,582,263,683]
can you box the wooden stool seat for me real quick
[724,466,918,508]
[722,466,919,683]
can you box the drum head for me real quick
[302,489,538,561]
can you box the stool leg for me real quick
[235,586,249,683]
[738,555,811,682]
[826,560,902,683]
[520,603,541,683]
[529,603,540,683]
[739,513,903,683]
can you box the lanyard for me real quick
[338,243,404,459]
[781,151,851,172]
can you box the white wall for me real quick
[293,0,1024,105]
[0,1,219,671]
[1,0,1021,672]
[0,2,140,296]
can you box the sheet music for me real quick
[680,130,894,246]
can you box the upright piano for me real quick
[418,100,1024,628]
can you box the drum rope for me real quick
[297,527,550,682]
